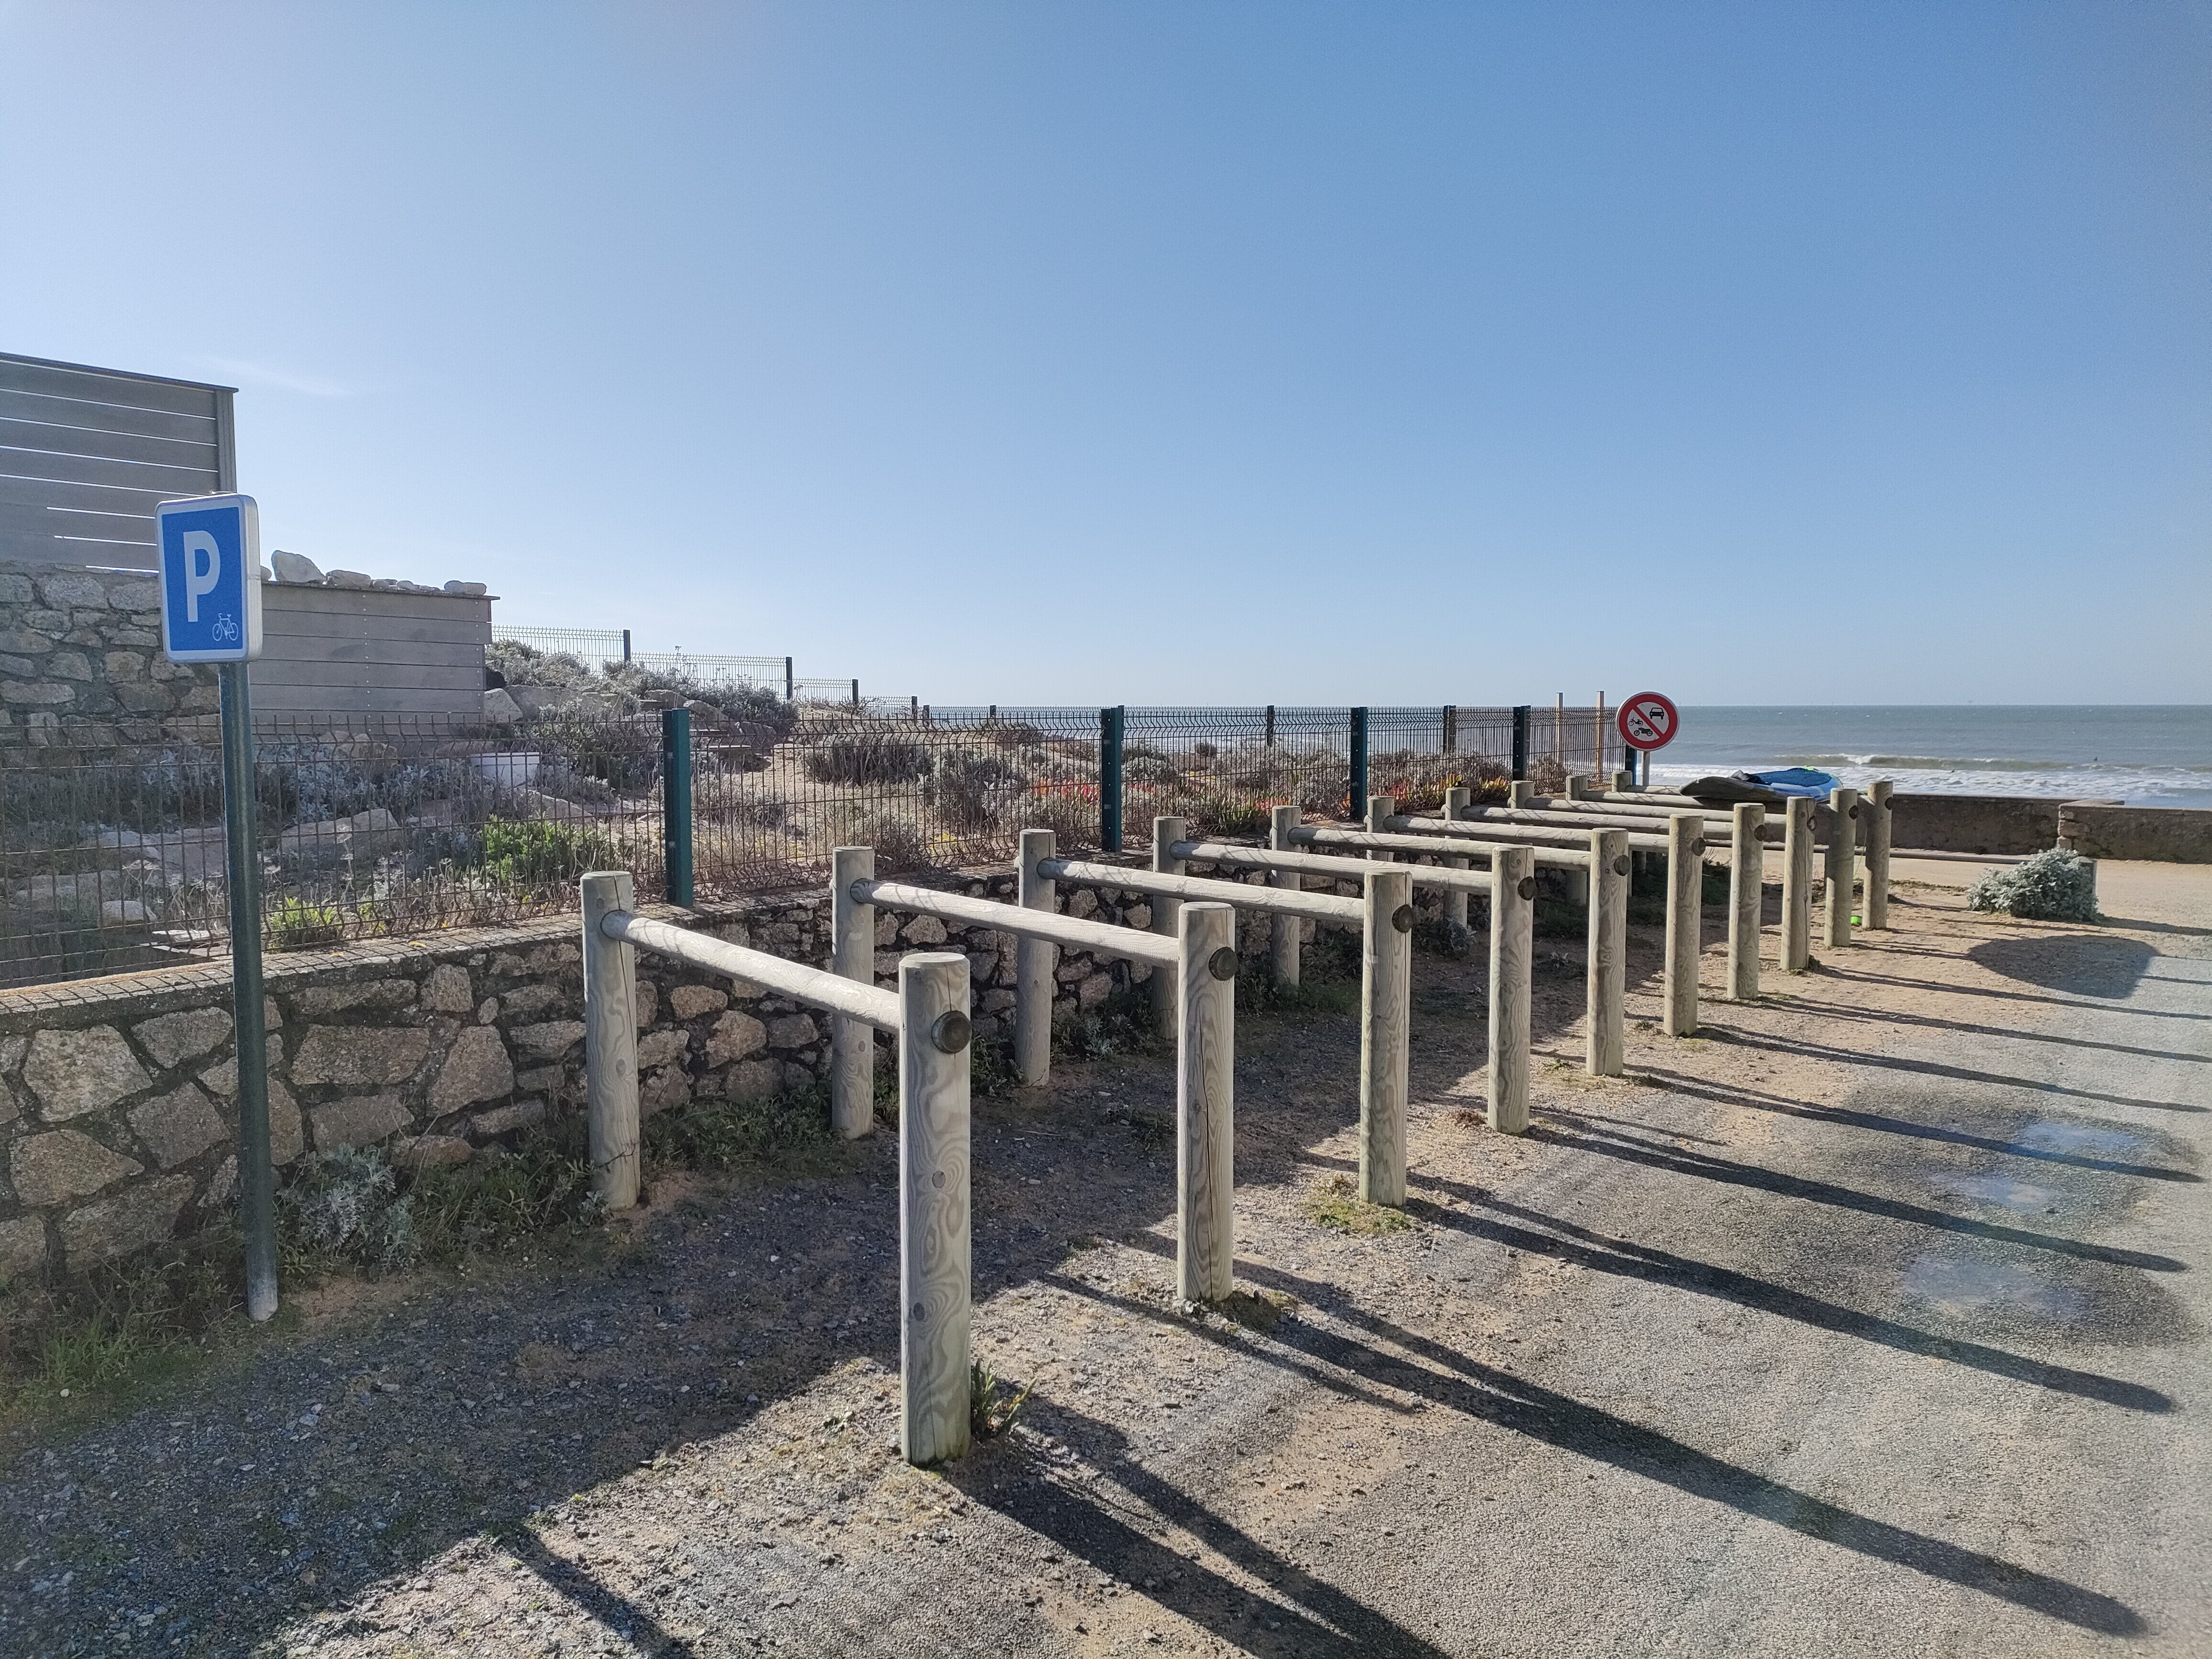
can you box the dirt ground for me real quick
[5,853,2208,1658]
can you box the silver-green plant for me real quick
[1965,848,2100,923]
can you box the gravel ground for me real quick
[5,860,2207,1658]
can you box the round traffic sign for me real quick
[1617,691,1680,752]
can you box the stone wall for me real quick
[0,861,1333,1287]
[0,561,212,744]
[2059,802,2212,864]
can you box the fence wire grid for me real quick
[1,702,1625,988]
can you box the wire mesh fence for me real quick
[0,714,668,988]
[0,699,1628,988]
[491,625,630,667]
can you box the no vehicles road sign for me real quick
[1618,691,1680,752]
[157,494,262,662]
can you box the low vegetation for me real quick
[1966,848,2101,922]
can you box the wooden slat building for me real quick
[0,352,235,568]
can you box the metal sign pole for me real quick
[219,660,277,1321]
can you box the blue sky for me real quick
[2,2,2206,705]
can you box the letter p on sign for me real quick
[156,494,263,663]
[182,531,221,622]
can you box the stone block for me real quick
[309,1094,412,1150]
[3,681,77,708]
[103,652,146,683]
[721,1059,781,1103]
[634,982,659,1029]
[36,573,107,609]
[421,963,473,1014]
[1077,972,1114,1009]
[766,1013,818,1049]
[0,1215,45,1284]
[23,1027,150,1120]
[11,1129,143,1206]
[290,978,417,1018]
[640,1067,690,1117]
[292,1025,429,1087]
[1067,889,1099,918]
[132,1007,233,1070]
[392,1134,472,1171]
[61,1175,193,1269]
[194,1039,286,1098]
[497,981,566,1019]
[705,1010,767,1065]
[467,1098,545,1139]
[0,626,49,653]
[105,578,160,610]
[669,984,729,1020]
[900,914,949,946]
[1126,903,1152,931]
[45,650,92,681]
[427,1025,513,1112]
[510,1020,585,1061]
[978,988,1017,1014]
[269,1079,304,1165]
[475,997,500,1024]
[127,1083,226,1168]
[635,1029,689,1071]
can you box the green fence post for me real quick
[1512,705,1530,780]
[661,707,693,906]
[1348,707,1368,820]
[1100,706,1125,852]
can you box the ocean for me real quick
[1646,707,2212,809]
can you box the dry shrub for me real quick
[1528,755,1568,794]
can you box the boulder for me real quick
[635,1029,689,1071]
[421,963,473,1014]
[669,985,729,1020]
[509,1020,585,1061]
[323,569,373,589]
[483,688,522,726]
[391,1134,472,1171]
[270,550,324,584]
[467,1099,544,1139]
[443,580,488,597]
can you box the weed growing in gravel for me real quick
[1307,1174,1412,1236]
[645,1082,845,1178]
[408,1132,601,1261]
[0,1226,246,1412]
[1053,984,1165,1060]
[968,1358,1034,1438]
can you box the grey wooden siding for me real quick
[256,586,492,719]
[0,353,235,569]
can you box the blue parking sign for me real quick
[156,494,263,662]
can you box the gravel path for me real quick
[7,863,2208,1657]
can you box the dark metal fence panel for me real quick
[0,712,667,988]
[0,697,1631,989]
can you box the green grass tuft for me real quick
[1307,1174,1413,1236]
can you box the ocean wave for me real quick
[1769,753,2212,774]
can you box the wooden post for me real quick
[1359,867,1413,1204]
[1825,786,1859,949]
[1613,770,1635,793]
[1564,774,1587,801]
[1365,794,1395,861]
[581,871,641,1211]
[1587,830,1627,1076]
[1489,847,1534,1133]
[1177,901,1238,1302]
[1865,779,1892,929]
[1441,785,1471,929]
[1014,828,1056,1085]
[1510,779,1534,808]
[1593,692,1606,783]
[899,951,972,1465]
[1782,796,1815,972]
[1151,815,1187,1035]
[830,846,876,1138]
[1726,805,1764,1003]
[1268,804,1302,989]
[1664,815,1701,1036]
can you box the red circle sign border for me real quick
[1617,691,1680,752]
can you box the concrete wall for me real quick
[2060,803,2212,864]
